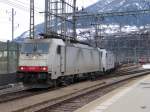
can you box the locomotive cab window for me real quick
[106,53,108,57]
[57,45,61,54]
[100,52,102,57]
[21,43,49,54]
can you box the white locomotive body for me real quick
[17,38,104,87]
[100,49,115,72]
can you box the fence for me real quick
[0,41,19,74]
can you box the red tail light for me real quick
[18,66,48,72]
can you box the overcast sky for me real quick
[0,0,99,42]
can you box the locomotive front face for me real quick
[19,41,49,71]
[17,40,50,82]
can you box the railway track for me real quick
[0,65,143,102]
[1,70,148,112]
[0,65,142,103]
[36,71,149,112]
[38,78,132,112]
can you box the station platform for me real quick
[75,74,150,112]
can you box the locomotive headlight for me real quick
[42,67,47,71]
[20,67,24,70]
[41,67,48,71]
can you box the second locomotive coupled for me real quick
[17,38,115,88]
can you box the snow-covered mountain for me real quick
[14,23,44,42]
[86,0,150,12]
[15,0,150,42]
[85,0,150,25]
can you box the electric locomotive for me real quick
[17,37,103,88]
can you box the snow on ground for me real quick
[142,64,150,69]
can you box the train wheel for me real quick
[90,73,96,81]
[51,80,58,88]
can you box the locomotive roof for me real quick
[23,38,97,50]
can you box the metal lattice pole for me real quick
[30,0,35,39]
[44,0,76,42]
[12,8,14,41]
[73,0,76,39]
[44,0,48,34]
